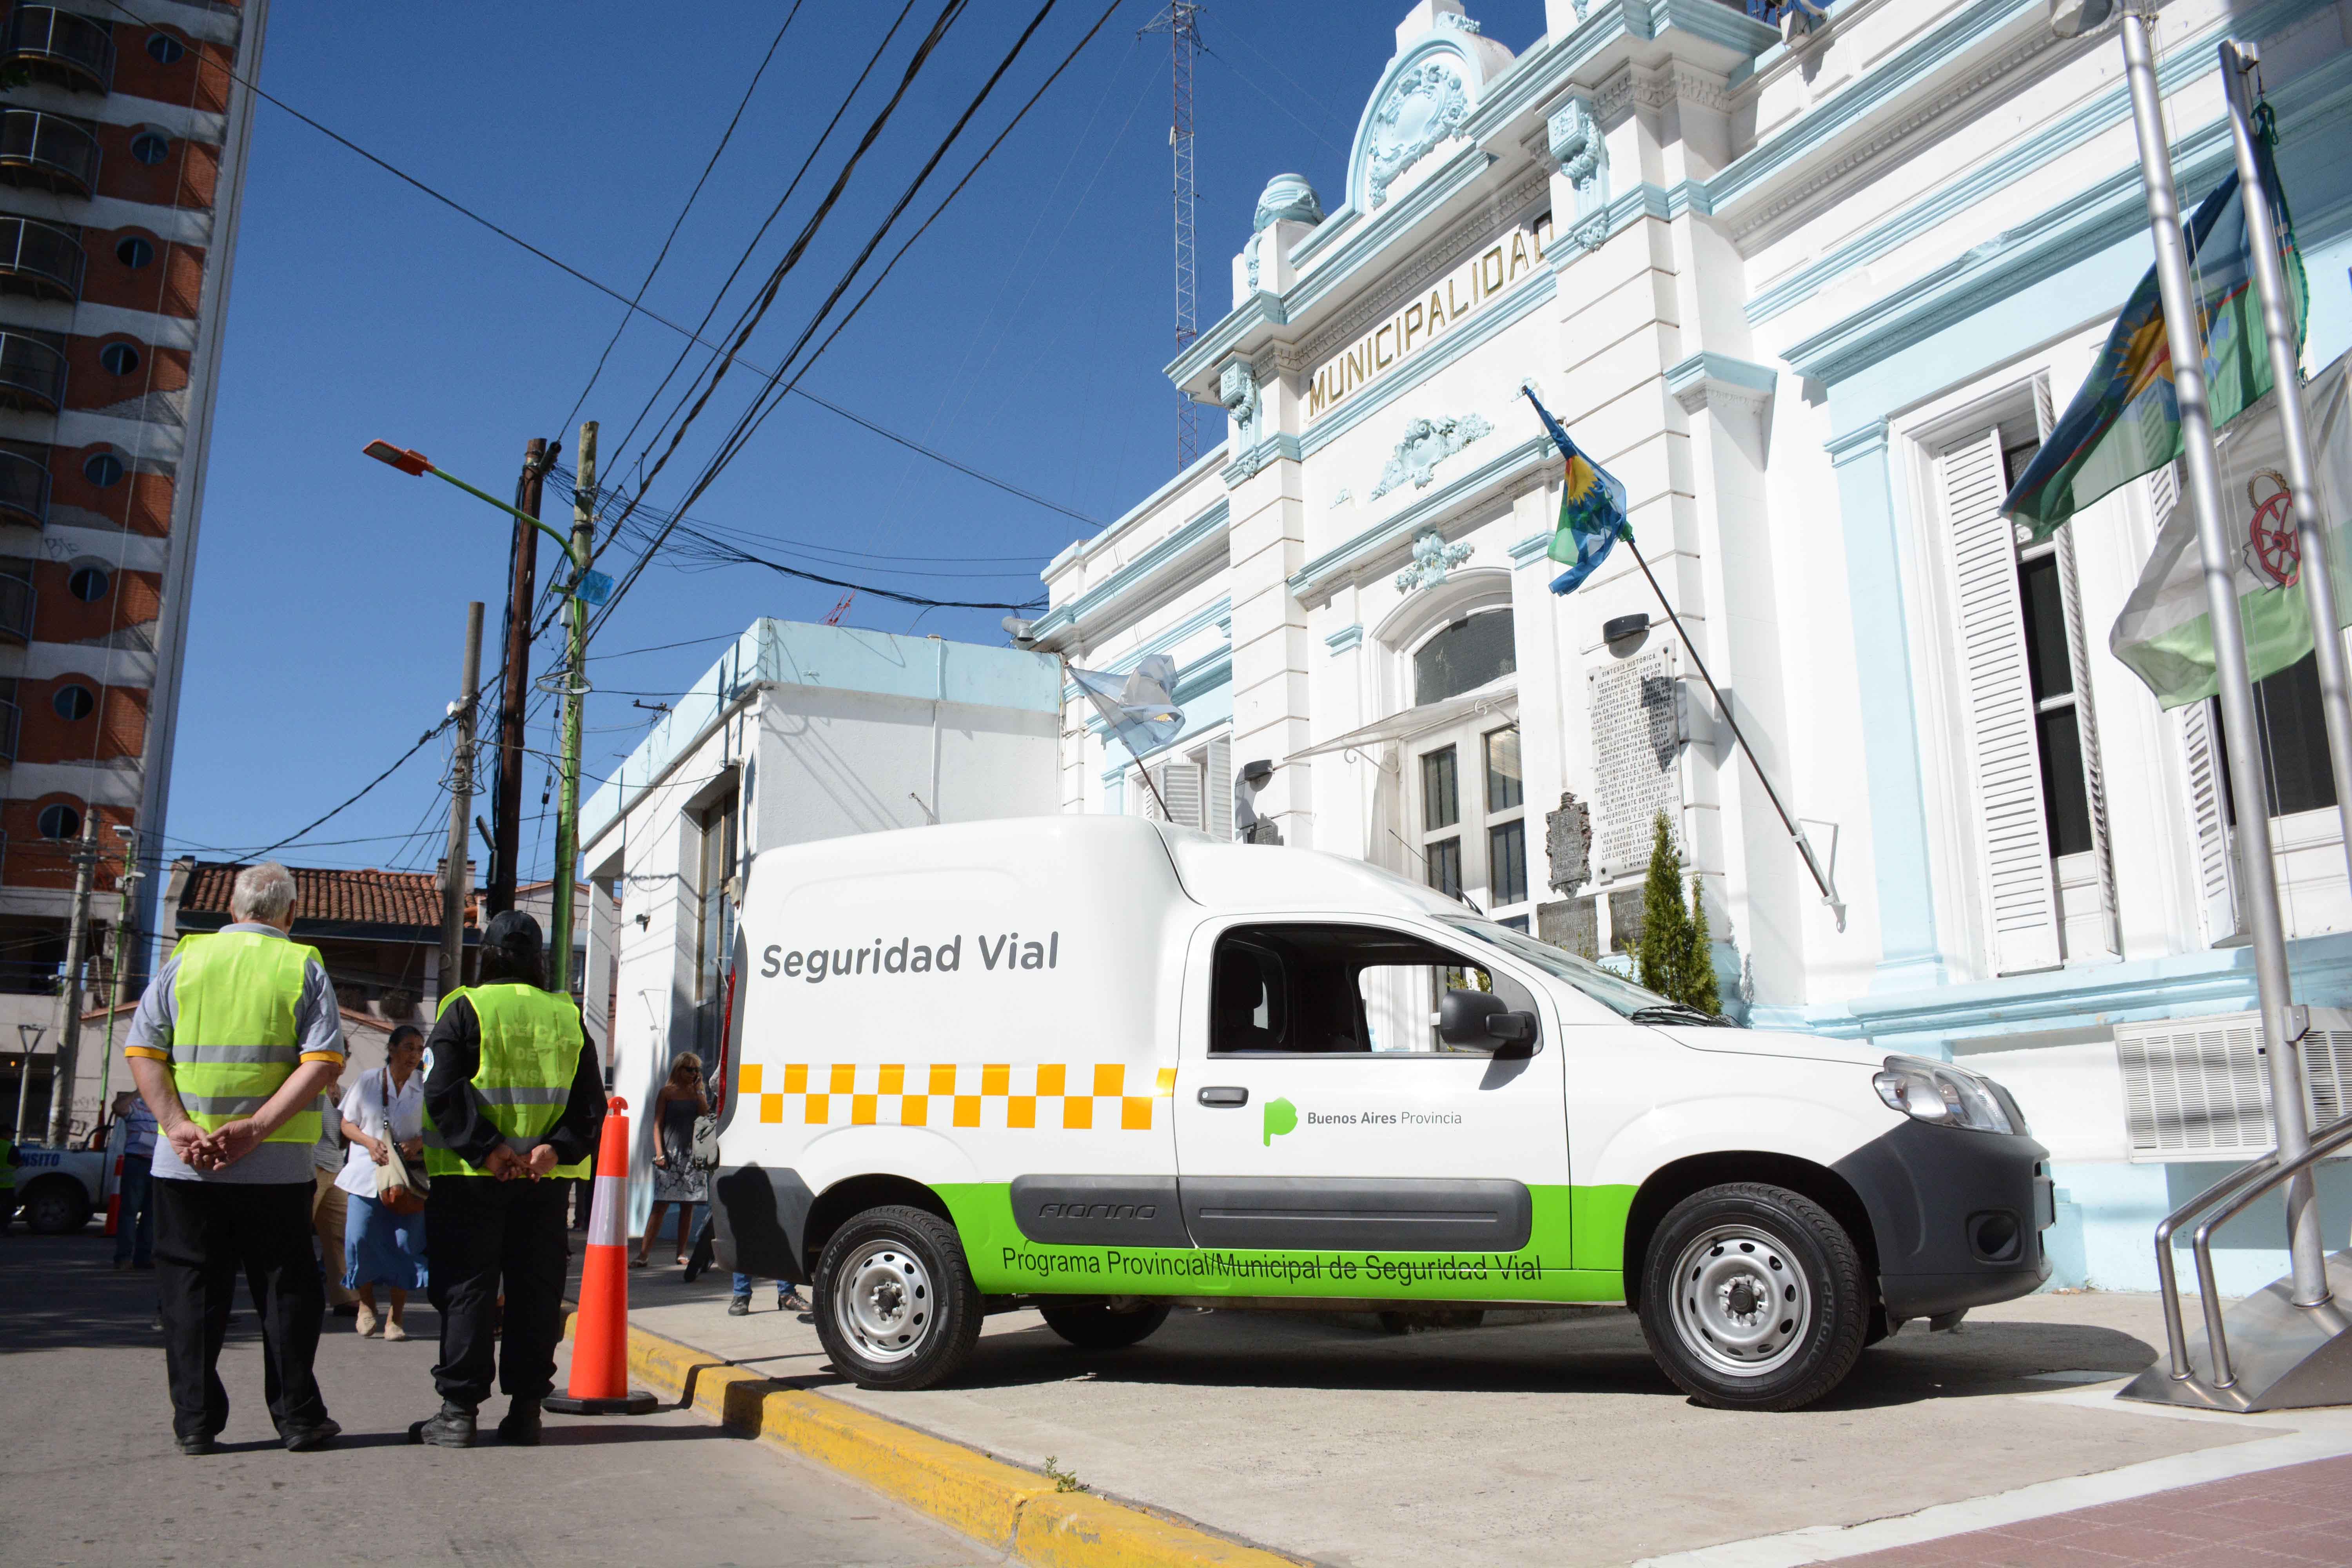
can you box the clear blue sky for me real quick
[168,0,1549,876]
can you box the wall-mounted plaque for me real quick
[1588,646,1681,882]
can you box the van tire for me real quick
[1636,1182,1867,1412]
[22,1178,90,1235]
[812,1205,983,1390]
[1040,1301,1171,1350]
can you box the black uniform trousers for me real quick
[426,1174,570,1407]
[154,1178,328,1442]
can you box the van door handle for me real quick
[1197,1086,1249,1107]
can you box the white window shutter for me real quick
[2148,466,2249,947]
[2040,379,2118,954]
[1207,735,1234,841]
[1162,755,1205,831]
[1134,765,1165,821]
[1944,428,2062,974]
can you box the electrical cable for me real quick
[561,1,808,437]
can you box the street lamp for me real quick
[364,431,608,994]
[13,1022,42,1143]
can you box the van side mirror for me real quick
[1437,989,1541,1056]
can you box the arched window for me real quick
[129,132,171,166]
[67,564,109,602]
[82,451,125,488]
[115,236,154,269]
[1413,610,1515,706]
[147,34,186,66]
[52,684,95,721]
[99,342,140,376]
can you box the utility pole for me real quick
[95,825,144,1120]
[441,601,485,1000]
[548,421,595,996]
[490,437,552,918]
[45,813,99,1145]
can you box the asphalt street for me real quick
[0,1229,986,1568]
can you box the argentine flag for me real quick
[1524,388,1631,594]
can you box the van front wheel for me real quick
[1040,1301,1171,1350]
[813,1205,984,1390]
[1636,1182,1867,1412]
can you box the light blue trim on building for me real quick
[1457,1,1776,155]
[580,620,1059,848]
[1044,447,1230,581]
[1325,624,1363,656]
[1664,350,1778,403]
[1298,267,1558,458]
[1821,421,1945,990]
[1343,31,1490,217]
[1508,532,1552,566]
[1031,499,1230,646]
[1223,432,1305,485]
[1288,434,1554,603]
[1745,0,2335,329]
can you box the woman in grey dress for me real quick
[632,1054,708,1267]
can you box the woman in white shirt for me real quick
[338,1024,430,1339]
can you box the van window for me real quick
[1210,924,1535,1055]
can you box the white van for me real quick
[710,816,2051,1411]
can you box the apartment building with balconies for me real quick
[0,0,267,1110]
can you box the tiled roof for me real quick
[178,862,466,933]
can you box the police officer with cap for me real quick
[411,910,603,1447]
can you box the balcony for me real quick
[0,332,65,413]
[0,571,31,645]
[0,216,83,303]
[4,8,115,95]
[0,448,48,528]
[0,108,99,198]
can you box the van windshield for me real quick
[1436,918,1741,1025]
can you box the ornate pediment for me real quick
[1365,58,1471,210]
[1370,411,1492,499]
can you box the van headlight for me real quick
[1872,1055,2016,1134]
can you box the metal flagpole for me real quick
[2219,42,2352,886]
[2122,8,2328,1304]
[1617,537,1845,927]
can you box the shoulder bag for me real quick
[375,1070,429,1215]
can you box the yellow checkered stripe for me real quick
[739,1063,1178,1132]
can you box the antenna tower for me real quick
[1147,2,1204,471]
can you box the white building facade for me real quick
[1036,0,2352,1292]
[579,620,1062,1230]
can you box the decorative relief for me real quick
[1394,529,1474,594]
[1219,359,1259,446]
[1365,57,1471,210]
[1546,93,1609,257]
[1370,411,1492,499]
[1433,11,1481,32]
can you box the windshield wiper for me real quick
[1626,1004,1735,1027]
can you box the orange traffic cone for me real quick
[545,1095,658,1416]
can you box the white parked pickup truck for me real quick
[11,1142,113,1233]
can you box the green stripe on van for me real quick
[937,1183,1639,1305]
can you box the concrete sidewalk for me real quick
[618,1265,2332,1568]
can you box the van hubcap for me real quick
[1668,1224,1811,1378]
[834,1243,932,1364]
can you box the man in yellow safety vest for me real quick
[123,861,346,1455]
[410,909,603,1447]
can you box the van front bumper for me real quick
[708,1163,815,1287]
[1832,1120,2054,1323]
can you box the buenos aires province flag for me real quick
[2111,350,2352,708]
[1523,388,1631,594]
[2004,128,2305,539]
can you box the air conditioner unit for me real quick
[2114,1009,2352,1163]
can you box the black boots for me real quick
[496,1397,543,1446]
[407,1401,477,1448]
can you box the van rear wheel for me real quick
[1040,1301,1170,1350]
[812,1205,983,1390]
[1636,1182,1867,1412]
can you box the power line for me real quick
[587,0,1119,641]
[560,1,809,436]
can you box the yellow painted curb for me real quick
[564,1310,1310,1567]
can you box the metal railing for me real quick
[0,574,33,646]
[2152,1110,2352,1389]
[3,7,115,94]
[0,449,50,529]
[0,216,86,303]
[0,332,66,414]
[0,108,100,197]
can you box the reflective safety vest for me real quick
[423,983,589,1178]
[168,931,324,1145]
